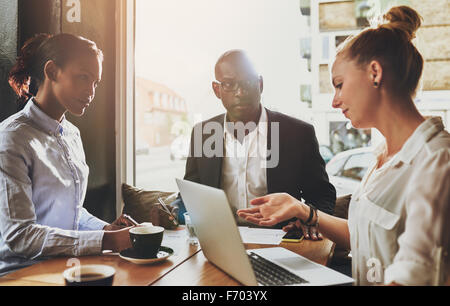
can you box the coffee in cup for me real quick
[63,264,115,286]
[129,225,164,258]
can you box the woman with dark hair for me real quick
[0,33,134,276]
[238,6,449,286]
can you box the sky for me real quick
[135,0,310,121]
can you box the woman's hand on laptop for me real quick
[237,193,309,227]
[283,219,323,241]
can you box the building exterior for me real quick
[299,0,450,152]
[135,77,188,148]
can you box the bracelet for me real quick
[310,206,319,227]
[300,204,318,227]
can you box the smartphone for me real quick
[282,230,304,243]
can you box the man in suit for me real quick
[172,50,335,239]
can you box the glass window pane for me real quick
[341,153,375,181]
[300,84,312,105]
[135,0,311,191]
[322,36,329,60]
[300,0,311,16]
[335,35,349,48]
[326,155,348,176]
[300,37,312,59]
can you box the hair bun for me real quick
[381,6,422,41]
[8,33,52,98]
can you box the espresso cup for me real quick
[63,264,115,286]
[129,225,164,258]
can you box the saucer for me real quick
[119,246,174,265]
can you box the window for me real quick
[341,153,375,181]
[300,0,311,25]
[300,36,312,71]
[300,84,312,107]
[335,35,349,48]
[300,37,311,59]
[326,154,348,176]
[355,0,371,27]
[300,0,311,16]
[135,0,310,192]
[321,35,330,60]
[330,121,371,154]
[126,0,449,199]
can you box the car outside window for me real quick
[326,155,348,176]
[341,153,375,181]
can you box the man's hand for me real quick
[102,227,133,252]
[103,214,137,231]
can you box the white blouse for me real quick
[348,117,450,286]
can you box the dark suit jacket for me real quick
[173,108,336,219]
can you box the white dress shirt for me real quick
[221,108,268,224]
[0,100,108,276]
[348,117,450,285]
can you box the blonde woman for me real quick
[238,6,450,286]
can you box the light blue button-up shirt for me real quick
[0,99,108,276]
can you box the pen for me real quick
[158,197,179,226]
[123,214,139,226]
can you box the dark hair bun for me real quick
[381,5,422,41]
[8,33,51,98]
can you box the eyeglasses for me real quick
[214,78,259,92]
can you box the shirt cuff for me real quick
[76,230,105,256]
[384,260,433,286]
[78,208,109,231]
[88,218,109,231]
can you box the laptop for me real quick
[176,179,354,286]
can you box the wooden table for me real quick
[0,228,200,286]
[0,232,334,286]
[153,239,335,286]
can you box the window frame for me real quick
[115,0,136,217]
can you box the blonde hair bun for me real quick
[336,5,424,97]
[380,5,422,41]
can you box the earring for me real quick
[374,82,379,88]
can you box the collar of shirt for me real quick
[23,98,67,137]
[223,107,268,143]
[374,117,445,166]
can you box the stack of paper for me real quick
[238,227,285,245]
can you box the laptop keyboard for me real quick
[248,252,309,286]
